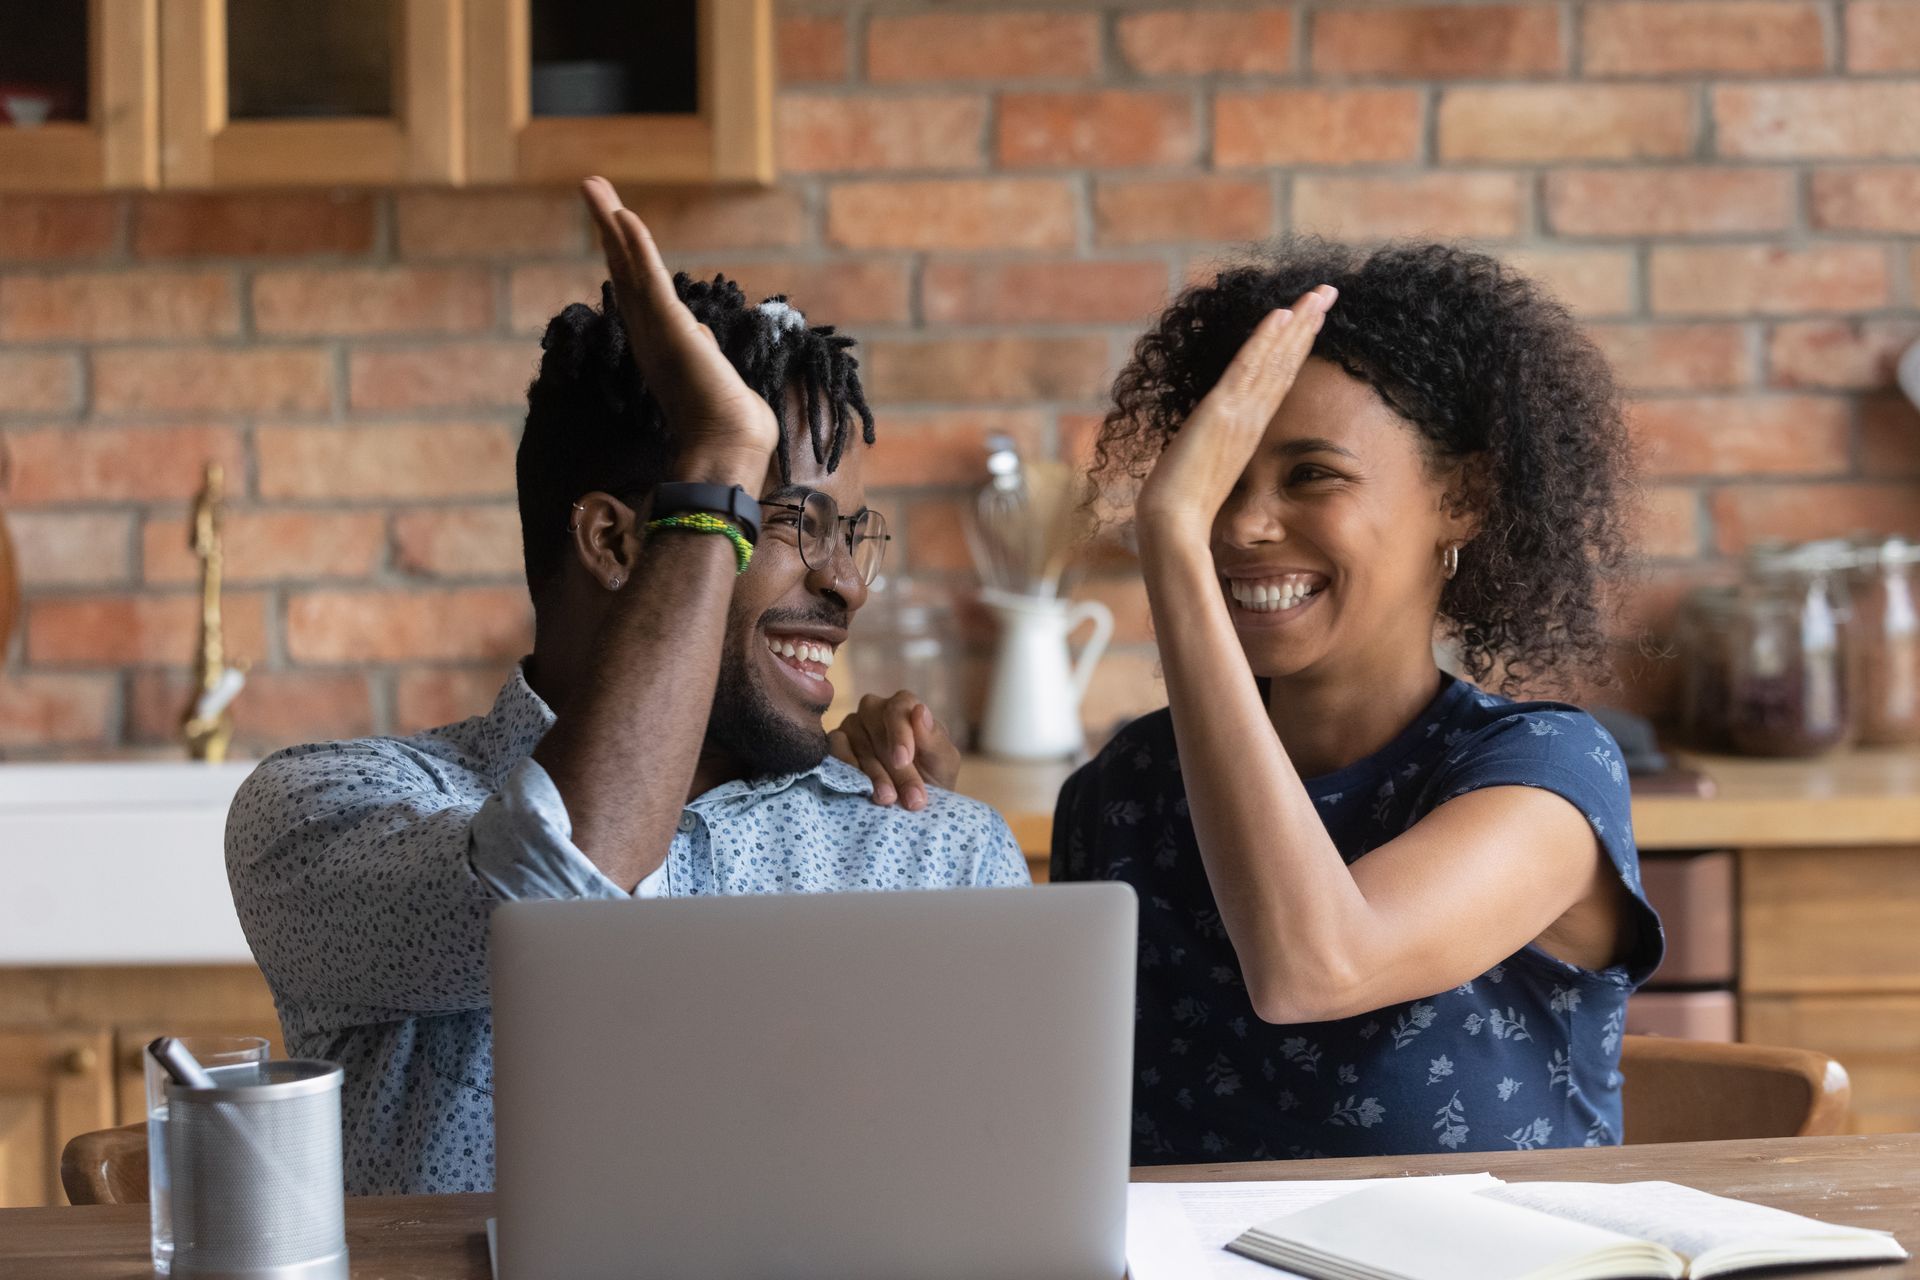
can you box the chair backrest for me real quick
[60,1122,149,1206]
[1621,1035,1850,1144]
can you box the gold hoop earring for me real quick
[1441,543,1461,581]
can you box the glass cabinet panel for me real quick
[226,0,394,120]
[527,1,696,117]
[0,9,91,129]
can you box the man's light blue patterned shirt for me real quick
[226,664,1029,1195]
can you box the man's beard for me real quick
[704,606,839,779]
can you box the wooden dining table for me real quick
[2,1133,1914,1278]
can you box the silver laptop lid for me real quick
[492,883,1136,1280]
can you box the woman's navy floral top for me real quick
[1051,674,1664,1165]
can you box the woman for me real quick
[834,240,1663,1161]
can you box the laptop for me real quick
[490,883,1137,1280]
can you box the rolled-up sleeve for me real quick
[226,743,625,1021]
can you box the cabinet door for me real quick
[0,1,159,191]
[0,1029,114,1208]
[158,0,460,186]
[1741,847,1920,994]
[464,0,771,185]
[1744,995,1920,1135]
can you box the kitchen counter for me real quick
[955,747,1920,862]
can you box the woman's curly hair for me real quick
[1096,239,1635,694]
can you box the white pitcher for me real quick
[979,589,1114,761]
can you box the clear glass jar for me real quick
[1848,536,1920,747]
[1677,585,1740,752]
[1723,542,1854,757]
[845,576,966,746]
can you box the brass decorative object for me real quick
[181,463,246,762]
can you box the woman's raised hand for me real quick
[828,691,962,810]
[1134,285,1337,546]
[581,176,778,479]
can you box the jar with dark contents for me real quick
[1724,542,1854,757]
[1849,536,1920,747]
[1676,586,1740,751]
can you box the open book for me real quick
[1225,1178,1908,1280]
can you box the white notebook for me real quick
[1226,1179,1907,1280]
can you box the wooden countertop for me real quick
[5,1134,1912,1277]
[956,748,1920,861]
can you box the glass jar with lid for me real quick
[1848,535,1920,747]
[1676,585,1741,751]
[841,576,966,747]
[1722,541,1854,757]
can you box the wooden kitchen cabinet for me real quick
[0,2,160,192]
[0,1028,114,1209]
[0,966,279,1207]
[464,0,771,185]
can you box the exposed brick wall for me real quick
[2,0,1917,756]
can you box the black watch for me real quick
[650,482,762,546]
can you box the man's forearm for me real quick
[532,504,747,891]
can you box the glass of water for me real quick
[145,1035,270,1275]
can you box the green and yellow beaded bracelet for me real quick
[645,512,753,574]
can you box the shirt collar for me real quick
[496,660,876,801]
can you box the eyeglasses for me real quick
[762,490,890,585]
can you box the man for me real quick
[227,179,1026,1196]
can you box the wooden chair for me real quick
[1621,1035,1851,1144]
[60,1122,149,1206]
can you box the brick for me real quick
[1117,9,1296,76]
[1500,248,1637,317]
[0,270,238,341]
[0,196,118,262]
[1312,5,1563,77]
[1650,245,1890,315]
[865,410,1049,487]
[613,189,810,251]
[778,93,986,173]
[127,670,374,748]
[394,190,584,259]
[1861,391,1920,478]
[1094,177,1273,246]
[863,337,1111,405]
[1767,319,1920,390]
[780,14,847,83]
[1811,167,1920,231]
[1439,86,1695,161]
[1292,174,1526,239]
[1628,395,1852,478]
[1715,84,1920,159]
[867,13,1099,82]
[142,510,388,584]
[27,592,268,666]
[1710,483,1920,554]
[133,193,376,259]
[1588,323,1755,392]
[1544,169,1795,237]
[257,424,518,500]
[5,512,133,586]
[1215,90,1423,167]
[509,258,911,334]
[1638,487,1704,559]
[922,260,1169,326]
[395,667,509,732]
[1583,2,1827,75]
[0,675,114,747]
[392,504,524,578]
[2,426,242,506]
[92,347,333,416]
[901,497,974,573]
[1847,2,1920,72]
[347,342,537,412]
[998,91,1198,168]
[826,180,1076,250]
[252,267,493,336]
[287,587,532,663]
[1071,574,1154,646]
[0,352,79,414]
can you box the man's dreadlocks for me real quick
[516,274,877,598]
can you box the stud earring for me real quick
[1441,543,1462,581]
[608,574,623,590]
